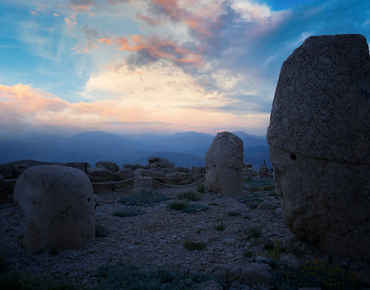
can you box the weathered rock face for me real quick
[13,163,30,178]
[205,132,244,196]
[14,165,95,251]
[87,167,113,182]
[267,34,370,261]
[96,161,119,172]
[64,162,91,172]
[148,156,175,169]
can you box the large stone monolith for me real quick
[14,165,95,251]
[205,132,243,196]
[267,34,370,261]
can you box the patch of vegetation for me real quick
[228,211,241,217]
[262,238,285,260]
[208,202,219,206]
[0,269,84,290]
[94,261,226,290]
[183,241,206,251]
[176,190,201,201]
[272,259,370,290]
[249,185,262,192]
[113,207,145,217]
[214,221,226,231]
[243,177,253,182]
[263,186,275,191]
[117,190,171,206]
[244,224,263,239]
[268,192,278,196]
[95,224,111,238]
[166,199,189,210]
[180,204,209,214]
[243,249,253,258]
[197,183,206,194]
[238,193,265,210]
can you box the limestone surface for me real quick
[267,34,370,261]
[205,132,243,196]
[14,165,95,251]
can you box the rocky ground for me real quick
[0,178,369,290]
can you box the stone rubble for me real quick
[1,179,369,289]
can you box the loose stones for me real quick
[267,34,370,261]
[14,165,95,251]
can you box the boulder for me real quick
[64,162,91,172]
[148,156,175,169]
[190,166,206,174]
[165,172,193,185]
[174,166,190,173]
[13,163,30,178]
[87,167,113,182]
[205,132,244,196]
[267,34,370,261]
[13,165,95,251]
[112,168,134,181]
[96,161,119,172]
[238,263,273,286]
[145,168,166,182]
[0,165,13,179]
[0,174,6,202]
[122,163,141,171]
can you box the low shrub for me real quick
[117,190,171,206]
[228,211,241,217]
[272,259,370,290]
[176,190,201,201]
[0,269,84,290]
[95,224,111,238]
[183,241,206,251]
[180,204,209,214]
[262,238,285,260]
[94,261,226,290]
[166,200,189,210]
[238,193,265,210]
[244,224,263,239]
[197,183,206,193]
[208,202,219,206]
[215,221,226,231]
[49,248,58,256]
[249,185,261,192]
[113,207,145,217]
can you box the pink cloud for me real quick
[64,17,77,29]
[53,13,60,17]
[98,34,204,67]
[30,11,40,15]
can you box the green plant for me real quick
[113,207,145,217]
[243,177,253,182]
[166,199,189,210]
[268,192,278,196]
[215,221,226,231]
[95,224,111,237]
[176,190,201,201]
[183,241,206,251]
[238,193,265,210]
[117,190,171,206]
[180,204,209,214]
[94,261,226,290]
[197,183,206,193]
[228,211,241,217]
[249,185,261,192]
[272,259,370,290]
[243,249,253,257]
[49,248,58,256]
[208,202,219,206]
[244,224,263,239]
[262,186,275,191]
[262,238,285,260]
[0,269,84,290]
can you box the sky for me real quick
[0,0,369,137]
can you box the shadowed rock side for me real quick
[205,132,244,196]
[267,34,370,261]
[14,165,95,251]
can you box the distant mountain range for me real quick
[0,130,271,168]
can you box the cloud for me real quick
[53,13,60,17]
[64,17,77,29]
[30,11,40,15]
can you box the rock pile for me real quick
[267,34,370,261]
[205,132,244,196]
[13,165,95,251]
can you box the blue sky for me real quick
[0,0,369,136]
